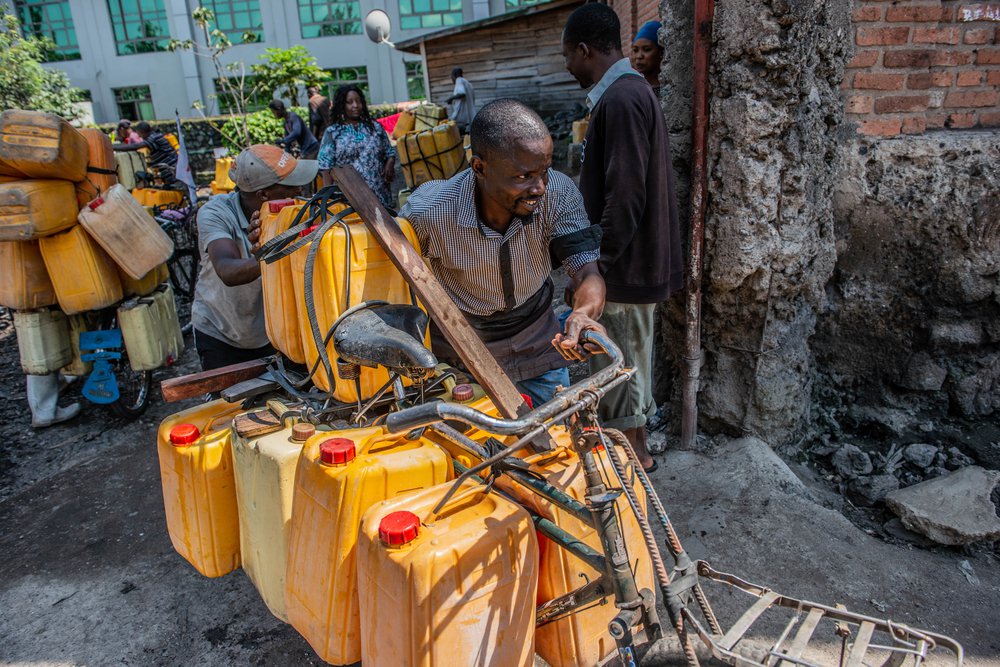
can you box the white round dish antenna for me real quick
[365,10,394,47]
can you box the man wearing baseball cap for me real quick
[191,145,318,370]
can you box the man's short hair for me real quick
[307,86,319,95]
[268,99,286,113]
[451,67,463,78]
[563,3,621,55]
[470,99,550,160]
[135,121,152,133]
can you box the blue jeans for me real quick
[516,366,570,408]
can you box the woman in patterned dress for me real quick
[317,84,397,209]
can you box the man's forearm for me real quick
[214,257,260,286]
[571,265,606,319]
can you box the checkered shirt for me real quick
[400,168,600,317]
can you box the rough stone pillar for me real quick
[658,0,850,445]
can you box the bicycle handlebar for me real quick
[385,330,627,436]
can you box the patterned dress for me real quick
[317,121,397,209]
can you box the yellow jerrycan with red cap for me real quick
[357,480,538,667]
[284,428,451,665]
[156,399,243,578]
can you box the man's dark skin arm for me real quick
[206,210,263,286]
[553,262,606,361]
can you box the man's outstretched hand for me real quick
[552,311,607,362]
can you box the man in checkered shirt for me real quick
[399,99,607,406]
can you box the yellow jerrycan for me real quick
[357,481,538,667]
[0,109,88,180]
[131,188,183,208]
[117,285,183,372]
[0,240,56,310]
[38,223,123,315]
[119,262,167,297]
[231,417,317,622]
[524,443,656,667]
[156,399,243,578]
[284,428,452,665]
[151,283,184,362]
[292,215,425,400]
[78,183,174,280]
[0,180,78,241]
[62,312,96,377]
[258,199,308,364]
[210,157,235,194]
[74,128,118,208]
[13,308,72,375]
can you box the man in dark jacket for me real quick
[562,3,683,471]
[269,99,319,159]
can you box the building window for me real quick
[13,0,80,61]
[114,85,155,121]
[297,0,362,38]
[200,0,263,43]
[106,0,171,55]
[398,0,463,29]
[325,66,369,100]
[405,61,425,101]
[504,0,542,10]
[214,77,268,114]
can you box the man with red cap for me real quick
[191,145,318,370]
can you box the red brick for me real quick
[988,70,1000,85]
[886,5,953,21]
[847,50,880,68]
[978,49,1000,65]
[956,70,985,86]
[946,113,978,128]
[957,4,1000,22]
[901,117,927,134]
[913,27,962,44]
[874,95,931,113]
[945,89,1000,106]
[845,95,874,114]
[926,114,948,129]
[854,72,906,90]
[858,119,902,136]
[853,6,883,21]
[963,28,994,45]
[907,71,954,89]
[884,50,972,67]
[856,27,910,46]
[981,111,1000,126]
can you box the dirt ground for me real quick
[0,314,998,666]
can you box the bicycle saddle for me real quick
[333,304,437,379]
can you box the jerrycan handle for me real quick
[204,403,243,433]
[424,484,490,524]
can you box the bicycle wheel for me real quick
[168,247,198,298]
[110,360,152,418]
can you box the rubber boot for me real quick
[622,426,656,473]
[27,373,81,428]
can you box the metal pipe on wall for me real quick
[680,0,715,448]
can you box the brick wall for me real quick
[609,0,660,49]
[844,1,999,136]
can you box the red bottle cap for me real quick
[319,438,356,465]
[169,423,200,446]
[520,393,534,409]
[299,224,318,237]
[267,199,296,213]
[87,197,104,210]
[452,383,474,402]
[291,423,316,442]
[379,511,421,546]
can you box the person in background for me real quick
[562,4,683,472]
[630,20,664,95]
[191,145,317,371]
[446,67,476,134]
[269,99,319,159]
[113,121,178,186]
[307,86,332,141]
[115,119,142,145]
[318,84,396,210]
[26,373,80,428]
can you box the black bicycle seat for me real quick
[333,304,437,378]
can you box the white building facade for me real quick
[3,0,538,123]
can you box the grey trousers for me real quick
[589,301,657,430]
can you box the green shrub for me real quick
[219,107,308,154]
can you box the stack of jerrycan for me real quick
[131,187,183,209]
[156,399,244,577]
[397,120,468,190]
[283,426,452,664]
[210,156,235,194]
[257,198,426,402]
[412,102,448,132]
[357,479,539,667]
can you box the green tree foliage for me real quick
[251,46,330,106]
[0,10,85,120]
[219,107,303,154]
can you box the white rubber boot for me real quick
[27,373,81,428]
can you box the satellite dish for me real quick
[364,10,394,47]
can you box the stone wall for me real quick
[98,117,224,181]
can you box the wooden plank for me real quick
[844,622,876,667]
[160,358,269,403]
[331,166,529,419]
[777,607,825,664]
[720,591,780,651]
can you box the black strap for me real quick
[87,166,118,175]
